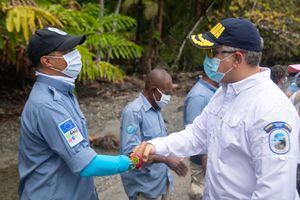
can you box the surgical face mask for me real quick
[153,88,171,109]
[203,54,234,83]
[47,49,82,79]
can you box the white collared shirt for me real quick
[150,68,300,200]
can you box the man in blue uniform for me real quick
[18,27,141,200]
[120,68,188,200]
[183,74,218,200]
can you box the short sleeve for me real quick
[36,101,97,173]
[120,108,141,155]
[184,95,209,126]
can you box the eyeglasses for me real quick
[205,49,239,58]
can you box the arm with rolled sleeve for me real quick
[120,108,142,155]
[249,105,300,200]
[37,101,131,176]
[149,107,209,157]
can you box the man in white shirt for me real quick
[135,18,300,199]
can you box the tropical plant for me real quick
[0,0,143,83]
[213,0,300,66]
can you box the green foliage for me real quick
[213,0,300,66]
[0,1,143,83]
[77,46,125,83]
[5,5,63,42]
[122,0,158,20]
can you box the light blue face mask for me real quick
[203,55,233,83]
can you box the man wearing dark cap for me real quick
[18,27,146,200]
[136,18,300,199]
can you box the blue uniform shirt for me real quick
[120,94,173,199]
[183,78,217,165]
[18,75,98,200]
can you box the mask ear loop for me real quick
[43,56,65,73]
[219,53,236,75]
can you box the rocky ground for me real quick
[0,73,198,200]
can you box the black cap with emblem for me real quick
[27,27,86,67]
[190,18,262,52]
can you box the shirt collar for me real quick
[36,74,75,94]
[139,93,154,112]
[35,71,75,86]
[198,78,218,92]
[222,67,270,95]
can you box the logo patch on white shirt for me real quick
[264,121,291,154]
[58,118,83,147]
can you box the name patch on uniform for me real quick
[126,124,138,135]
[264,121,291,154]
[58,118,83,147]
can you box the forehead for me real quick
[158,79,172,91]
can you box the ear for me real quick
[40,56,54,67]
[232,52,243,69]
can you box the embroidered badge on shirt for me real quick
[58,118,83,147]
[126,124,138,134]
[264,121,291,154]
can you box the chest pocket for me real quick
[218,115,244,152]
[142,127,162,141]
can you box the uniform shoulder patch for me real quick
[58,118,84,147]
[126,124,138,135]
[264,121,291,155]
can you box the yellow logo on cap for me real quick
[191,34,214,47]
[210,23,225,38]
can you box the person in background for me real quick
[120,68,188,200]
[287,73,300,97]
[183,73,218,200]
[270,64,287,90]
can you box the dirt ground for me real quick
[0,74,198,200]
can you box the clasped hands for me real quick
[130,142,188,177]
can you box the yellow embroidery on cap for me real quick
[210,23,225,39]
[191,34,214,47]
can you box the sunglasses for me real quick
[205,49,240,58]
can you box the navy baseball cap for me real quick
[190,18,262,52]
[27,27,86,67]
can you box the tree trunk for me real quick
[195,0,201,19]
[115,0,122,13]
[172,0,215,70]
[99,0,104,16]
[96,0,105,61]
[106,0,122,62]
[143,0,164,73]
[156,0,164,37]
[135,0,143,44]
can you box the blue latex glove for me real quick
[80,155,131,177]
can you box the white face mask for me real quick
[153,88,171,109]
[47,49,82,79]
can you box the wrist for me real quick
[128,152,143,170]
